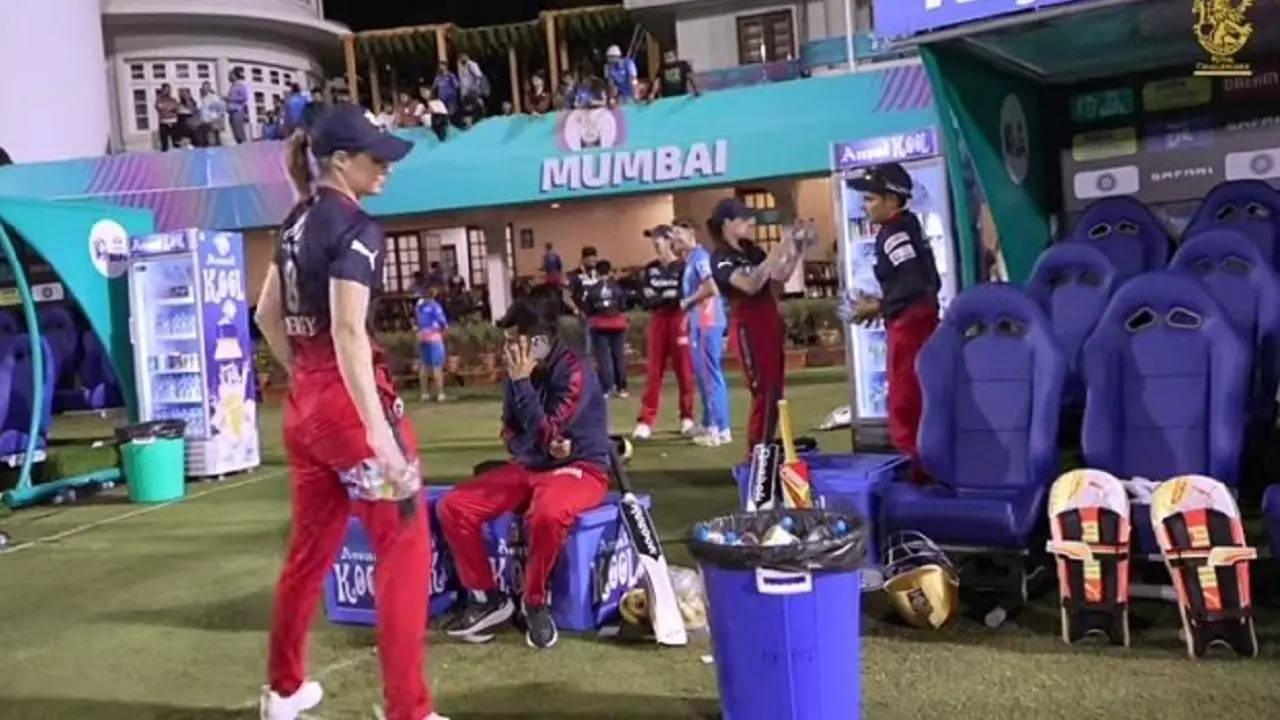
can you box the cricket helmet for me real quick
[882,530,959,630]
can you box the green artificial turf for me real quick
[1,367,1279,719]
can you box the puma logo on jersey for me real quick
[349,239,379,271]
[716,260,735,270]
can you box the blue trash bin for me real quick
[691,510,865,720]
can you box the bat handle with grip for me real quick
[777,398,797,463]
[609,445,635,496]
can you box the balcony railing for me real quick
[694,33,912,91]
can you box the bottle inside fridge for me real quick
[134,256,207,437]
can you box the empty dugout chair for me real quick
[1065,196,1171,281]
[1183,180,1280,269]
[77,329,124,410]
[1264,485,1280,564]
[1081,270,1249,555]
[1025,243,1117,410]
[0,334,56,460]
[36,304,82,412]
[879,283,1066,553]
[1170,229,1280,425]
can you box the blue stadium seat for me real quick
[1264,485,1280,565]
[1183,180,1280,269]
[1025,243,1117,409]
[0,334,56,459]
[37,304,83,412]
[1081,270,1249,554]
[1171,229,1280,424]
[880,283,1065,550]
[1066,196,1171,281]
[77,329,124,410]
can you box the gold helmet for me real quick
[882,531,959,630]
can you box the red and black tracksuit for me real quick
[711,240,786,449]
[873,210,940,473]
[268,189,436,720]
[637,258,695,427]
[436,342,613,608]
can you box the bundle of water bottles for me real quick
[688,508,865,573]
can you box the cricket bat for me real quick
[745,403,782,512]
[610,447,688,647]
[777,399,813,509]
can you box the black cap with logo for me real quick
[849,162,914,200]
[310,103,413,163]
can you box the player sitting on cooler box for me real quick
[435,291,612,649]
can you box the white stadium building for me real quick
[0,0,346,163]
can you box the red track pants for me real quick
[436,461,608,606]
[637,308,695,427]
[269,371,434,720]
[886,301,938,472]
[731,301,785,450]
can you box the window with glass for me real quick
[738,189,782,250]
[736,10,795,65]
[382,233,422,293]
[465,229,486,289]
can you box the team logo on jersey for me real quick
[1193,0,1256,77]
[349,239,379,271]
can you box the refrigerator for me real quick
[835,153,959,449]
[127,229,260,477]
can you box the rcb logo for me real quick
[1193,0,1255,77]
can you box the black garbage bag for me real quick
[688,508,867,574]
[114,420,186,444]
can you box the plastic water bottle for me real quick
[779,516,796,532]
[834,520,850,536]
[723,531,739,545]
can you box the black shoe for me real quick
[524,603,558,649]
[445,594,515,638]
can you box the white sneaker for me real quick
[260,680,323,720]
[693,431,722,448]
[632,423,652,441]
[617,390,631,399]
[418,394,430,403]
[719,429,733,444]
[435,393,447,402]
[680,418,697,437]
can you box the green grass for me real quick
[1,367,1279,719]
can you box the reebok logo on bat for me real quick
[350,239,379,271]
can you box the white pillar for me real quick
[0,0,109,163]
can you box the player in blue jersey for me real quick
[673,219,731,447]
[415,284,449,402]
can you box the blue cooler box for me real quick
[733,452,905,562]
[323,488,458,626]
[486,491,652,631]
[323,488,650,633]
[701,563,862,720]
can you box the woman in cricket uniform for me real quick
[707,198,814,450]
[254,105,447,720]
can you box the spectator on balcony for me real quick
[301,87,326,129]
[155,84,180,151]
[177,88,199,147]
[433,62,460,116]
[556,71,578,109]
[458,92,485,129]
[604,45,638,104]
[457,53,490,111]
[285,83,309,134]
[542,243,564,287]
[426,262,446,290]
[426,89,450,141]
[650,49,699,100]
[226,69,250,144]
[526,72,552,115]
[396,91,425,128]
[373,103,396,131]
[575,60,607,108]
[197,82,226,146]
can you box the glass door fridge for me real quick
[129,229,260,477]
[835,146,959,449]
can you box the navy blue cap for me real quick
[849,162,913,199]
[310,103,413,163]
[709,197,754,226]
[644,224,674,240]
